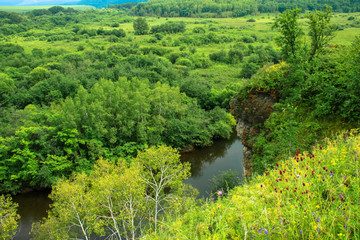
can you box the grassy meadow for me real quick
[6,11,360,91]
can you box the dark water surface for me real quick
[12,131,243,239]
[12,190,52,240]
[182,131,244,197]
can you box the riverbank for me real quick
[12,131,244,239]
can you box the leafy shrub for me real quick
[247,18,256,22]
[175,58,193,67]
[210,170,241,196]
[155,33,164,40]
[151,21,186,34]
[241,36,255,43]
[111,22,119,27]
[240,62,260,78]
[192,26,205,33]
[111,29,126,38]
[209,50,227,63]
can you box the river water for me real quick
[182,131,244,197]
[12,131,243,239]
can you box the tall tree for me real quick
[273,8,303,59]
[135,145,191,232]
[133,17,149,35]
[307,6,335,61]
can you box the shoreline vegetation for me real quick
[0,1,360,239]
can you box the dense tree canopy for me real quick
[32,146,194,239]
[131,0,360,17]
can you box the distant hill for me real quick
[0,5,95,13]
[77,0,147,8]
[0,0,80,6]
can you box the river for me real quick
[12,131,243,239]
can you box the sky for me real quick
[0,0,79,5]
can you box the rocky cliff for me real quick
[230,89,278,177]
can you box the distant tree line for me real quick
[129,0,360,17]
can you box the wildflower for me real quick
[317,217,320,222]
[259,228,263,233]
[344,225,347,229]
[300,230,302,234]
[264,229,268,235]
[317,228,320,232]
[312,212,316,215]
[217,190,223,196]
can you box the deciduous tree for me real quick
[133,17,149,35]
[0,195,19,240]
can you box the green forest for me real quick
[0,1,360,239]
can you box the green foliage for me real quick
[32,147,194,238]
[133,0,360,18]
[0,73,15,104]
[210,169,241,196]
[133,17,149,35]
[151,21,186,34]
[135,145,191,231]
[0,195,19,240]
[240,62,260,78]
[307,6,335,61]
[273,8,303,59]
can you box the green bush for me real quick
[210,170,241,196]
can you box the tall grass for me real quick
[155,130,360,239]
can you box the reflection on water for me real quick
[182,131,244,197]
[12,190,51,240]
[11,131,243,239]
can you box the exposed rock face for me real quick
[230,89,278,177]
